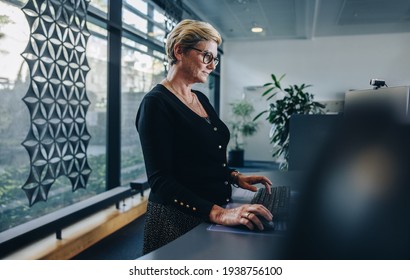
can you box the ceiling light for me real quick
[251,26,263,33]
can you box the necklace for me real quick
[166,79,194,105]
[191,93,209,118]
[165,79,209,119]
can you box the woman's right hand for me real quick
[209,204,273,231]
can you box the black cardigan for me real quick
[136,84,235,219]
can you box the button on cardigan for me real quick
[136,84,235,219]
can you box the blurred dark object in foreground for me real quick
[287,103,410,259]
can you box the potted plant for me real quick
[228,99,259,167]
[254,73,325,170]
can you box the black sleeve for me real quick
[136,94,214,219]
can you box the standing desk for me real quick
[138,171,304,260]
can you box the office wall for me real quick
[221,32,410,162]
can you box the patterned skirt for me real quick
[142,201,205,255]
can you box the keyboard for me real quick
[250,186,291,222]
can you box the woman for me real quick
[136,19,273,255]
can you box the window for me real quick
[0,0,32,231]
[120,0,166,185]
[90,0,108,18]
[120,45,165,184]
[0,0,167,233]
[0,0,108,232]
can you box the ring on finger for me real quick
[245,212,251,219]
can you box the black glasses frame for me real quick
[188,47,219,66]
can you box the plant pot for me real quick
[228,150,244,167]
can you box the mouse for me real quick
[257,215,275,231]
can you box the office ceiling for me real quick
[182,0,410,41]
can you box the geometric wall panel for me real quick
[21,0,92,206]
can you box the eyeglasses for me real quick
[188,47,219,67]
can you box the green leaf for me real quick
[313,101,326,108]
[271,73,277,82]
[274,80,282,90]
[274,74,286,90]
[266,94,276,101]
[278,73,286,82]
[253,110,267,121]
[262,87,275,97]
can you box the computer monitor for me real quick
[344,86,410,123]
[288,114,342,170]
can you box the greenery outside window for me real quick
[0,1,110,232]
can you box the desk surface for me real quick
[139,171,304,260]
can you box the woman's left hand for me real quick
[235,173,272,193]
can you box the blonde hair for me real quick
[166,19,222,65]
